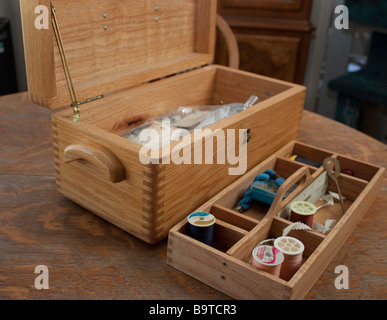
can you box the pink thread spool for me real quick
[274,236,305,281]
[289,201,317,228]
[251,245,284,277]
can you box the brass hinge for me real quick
[50,2,81,122]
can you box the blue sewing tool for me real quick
[234,170,295,213]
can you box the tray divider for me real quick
[215,219,249,237]
[275,156,317,177]
[210,204,258,231]
[214,219,249,252]
[226,218,272,261]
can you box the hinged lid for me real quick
[20,0,217,110]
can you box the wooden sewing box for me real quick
[20,0,306,244]
[20,0,384,300]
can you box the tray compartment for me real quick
[310,172,368,225]
[174,203,257,254]
[278,141,332,171]
[173,214,249,254]
[336,155,380,181]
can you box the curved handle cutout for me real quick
[64,141,125,183]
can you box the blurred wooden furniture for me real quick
[215,0,314,84]
[216,14,240,69]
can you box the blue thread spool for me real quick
[290,155,321,168]
[187,212,216,246]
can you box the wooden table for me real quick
[0,92,386,300]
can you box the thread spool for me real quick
[274,236,305,281]
[187,212,216,246]
[289,201,317,228]
[289,155,321,168]
[251,245,284,277]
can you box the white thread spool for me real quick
[251,245,284,277]
[274,236,304,281]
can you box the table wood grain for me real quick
[0,92,386,300]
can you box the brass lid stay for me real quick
[50,2,80,122]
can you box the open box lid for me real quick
[20,0,217,110]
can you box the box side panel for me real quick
[214,66,298,104]
[51,116,164,244]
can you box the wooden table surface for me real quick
[0,92,386,300]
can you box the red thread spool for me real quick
[274,236,305,281]
[289,201,317,228]
[251,245,284,277]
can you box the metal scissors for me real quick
[323,157,346,214]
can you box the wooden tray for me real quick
[167,141,385,299]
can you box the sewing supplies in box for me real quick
[243,157,355,278]
[248,223,307,280]
[251,244,284,277]
[289,201,317,228]
[185,209,308,281]
[187,212,216,246]
[234,157,352,234]
[122,96,258,149]
[185,210,315,280]
[168,141,385,299]
[251,235,305,280]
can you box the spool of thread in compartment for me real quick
[187,212,216,246]
[274,236,305,281]
[343,168,354,176]
[289,201,317,228]
[251,245,284,277]
[290,155,321,168]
